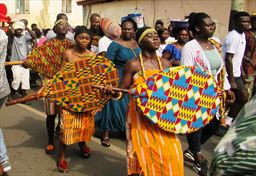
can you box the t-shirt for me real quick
[98,36,113,54]
[11,33,31,61]
[222,30,246,77]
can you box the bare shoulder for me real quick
[63,48,73,56]
[126,57,141,73]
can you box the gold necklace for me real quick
[74,49,88,58]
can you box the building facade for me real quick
[2,0,256,40]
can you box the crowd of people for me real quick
[0,9,256,176]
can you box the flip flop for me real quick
[101,137,111,147]
[79,143,90,158]
[45,144,55,154]
[57,160,69,173]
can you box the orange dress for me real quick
[127,70,184,176]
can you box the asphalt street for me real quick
[0,96,221,176]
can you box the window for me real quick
[16,0,30,14]
[62,0,72,13]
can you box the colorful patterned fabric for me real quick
[130,66,220,134]
[127,69,184,176]
[210,94,256,176]
[60,109,95,145]
[44,55,119,112]
[24,39,73,78]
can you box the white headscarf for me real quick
[12,21,25,30]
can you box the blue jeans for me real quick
[0,97,9,163]
[0,129,8,163]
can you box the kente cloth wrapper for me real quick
[6,55,119,113]
[60,109,95,145]
[131,66,220,134]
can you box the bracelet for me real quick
[111,92,122,100]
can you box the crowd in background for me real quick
[0,9,256,176]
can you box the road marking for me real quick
[17,104,126,157]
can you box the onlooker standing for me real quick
[95,18,140,147]
[242,16,256,99]
[89,13,104,53]
[97,18,121,56]
[9,21,35,98]
[34,28,47,47]
[154,19,164,32]
[0,28,11,175]
[156,27,169,57]
[162,20,189,66]
[20,19,37,52]
[223,11,250,126]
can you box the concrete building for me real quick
[2,0,256,40]
[77,0,256,40]
[1,0,83,29]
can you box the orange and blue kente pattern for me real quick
[131,66,220,134]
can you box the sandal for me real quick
[101,137,111,147]
[79,143,90,158]
[45,144,55,154]
[57,160,69,173]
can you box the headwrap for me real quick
[135,27,156,44]
[100,18,121,39]
[170,20,189,29]
[12,21,25,30]
[54,19,68,27]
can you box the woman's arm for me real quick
[60,49,71,68]
[106,59,139,98]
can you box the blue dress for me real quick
[163,44,181,61]
[95,41,141,131]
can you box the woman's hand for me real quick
[225,89,235,104]
[101,85,117,97]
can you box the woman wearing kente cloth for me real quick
[57,26,95,173]
[95,18,141,147]
[103,27,184,176]
[181,12,234,176]
[44,19,73,154]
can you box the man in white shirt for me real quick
[223,11,251,123]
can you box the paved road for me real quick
[0,97,221,176]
